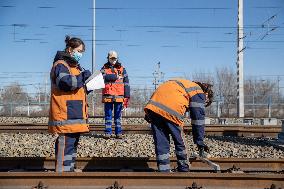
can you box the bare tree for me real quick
[129,87,154,116]
[1,83,28,116]
[215,66,237,117]
[244,77,279,117]
[1,83,27,103]
[191,72,215,85]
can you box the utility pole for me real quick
[38,84,40,103]
[44,73,48,103]
[268,95,272,118]
[237,0,244,117]
[277,75,280,103]
[92,0,96,116]
[25,94,30,117]
[152,62,165,90]
[92,0,96,73]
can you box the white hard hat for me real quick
[108,50,118,58]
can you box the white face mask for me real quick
[109,58,117,65]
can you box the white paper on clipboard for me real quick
[85,70,105,91]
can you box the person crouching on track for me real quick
[100,50,130,139]
[144,79,213,172]
[48,36,91,172]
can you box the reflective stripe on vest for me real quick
[147,81,203,122]
[171,80,201,96]
[186,86,202,93]
[148,99,185,120]
[51,60,79,90]
[103,95,124,99]
[56,73,78,90]
[190,102,205,109]
[48,119,87,126]
[105,81,124,84]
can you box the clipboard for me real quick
[85,70,105,91]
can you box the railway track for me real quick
[0,123,281,137]
[1,157,284,172]
[0,157,283,189]
[0,172,283,189]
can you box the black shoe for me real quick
[103,134,111,139]
[116,134,123,139]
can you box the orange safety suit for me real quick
[144,79,204,127]
[101,62,130,102]
[48,60,89,133]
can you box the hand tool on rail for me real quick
[181,130,221,172]
[191,152,221,172]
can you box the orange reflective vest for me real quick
[48,60,89,133]
[102,65,125,102]
[144,79,204,126]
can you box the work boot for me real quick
[116,134,123,139]
[197,144,211,158]
[103,133,111,139]
[198,147,211,158]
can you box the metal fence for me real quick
[1,89,284,118]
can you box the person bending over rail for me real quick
[144,79,213,172]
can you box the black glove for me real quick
[82,70,91,83]
[197,144,210,158]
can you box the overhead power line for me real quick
[0,5,15,8]
[92,7,232,10]
[133,25,282,29]
[38,6,55,9]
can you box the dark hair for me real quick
[65,35,85,52]
[194,81,214,107]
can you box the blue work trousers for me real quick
[148,111,189,172]
[104,102,123,135]
[55,133,80,172]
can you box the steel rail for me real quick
[1,157,283,188]
[0,123,281,137]
[0,172,283,189]
[1,157,284,172]
[5,115,282,119]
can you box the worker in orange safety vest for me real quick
[100,50,130,139]
[49,36,91,172]
[144,79,213,172]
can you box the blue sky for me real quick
[0,0,283,93]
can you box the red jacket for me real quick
[101,62,130,102]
